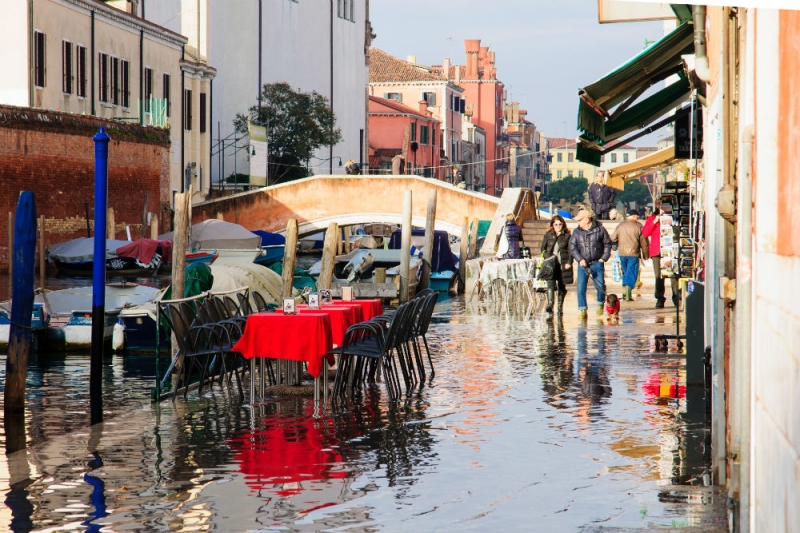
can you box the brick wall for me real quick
[0,105,171,273]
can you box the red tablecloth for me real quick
[331,299,383,321]
[295,305,357,346]
[231,312,332,377]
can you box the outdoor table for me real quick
[295,304,358,346]
[232,311,334,405]
[477,258,541,309]
[330,298,383,321]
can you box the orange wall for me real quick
[369,115,439,169]
[777,10,800,256]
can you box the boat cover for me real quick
[251,230,286,246]
[47,238,132,263]
[388,229,458,273]
[159,219,262,250]
[37,283,163,315]
[116,239,173,263]
[210,263,286,306]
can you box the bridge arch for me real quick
[192,175,503,238]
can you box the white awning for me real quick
[606,145,677,190]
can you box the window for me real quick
[98,53,109,102]
[199,92,207,133]
[420,124,429,145]
[567,171,573,178]
[460,98,465,114]
[422,91,436,106]
[610,153,617,163]
[410,122,416,142]
[162,73,171,116]
[578,170,584,178]
[121,60,129,107]
[62,41,73,94]
[111,57,119,105]
[144,67,153,111]
[337,0,353,20]
[384,92,401,103]
[77,46,87,97]
[600,155,605,163]
[349,0,355,21]
[34,31,46,88]
[568,153,574,163]
[557,170,562,179]
[623,153,629,163]
[557,153,562,163]
[337,0,343,17]
[184,89,192,130]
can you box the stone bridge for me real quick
[192,175,536,242]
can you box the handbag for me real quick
[536,240,560,281]
[611,252,622,283]
[496,227,509,259]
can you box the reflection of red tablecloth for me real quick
[295,305,357,346]
[228,410,347,497]
[231,312,331,377]
[331,299,383,321]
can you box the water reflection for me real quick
[0,295,723,532]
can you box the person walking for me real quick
[588,170,616,220]
[642,207,679,308]
[540,215,573,317]
[611,208,649,301]
[568,210,612,319]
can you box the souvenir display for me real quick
[342,286,354,301]
[320,289,332,304]
[308,292,320,309]
[659,182,694,279]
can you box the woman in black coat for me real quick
[501,213,522,259]
[540,215,573,316]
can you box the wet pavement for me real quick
[0,281,728,532]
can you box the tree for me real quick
[617,179,650,206]
[547,176,589,204]
[234,82,343,184]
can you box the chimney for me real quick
[443,57,451,79]
[455,65,461,84]
[407,55,417,64]
[464,39,481,79]
[419,100,428,114]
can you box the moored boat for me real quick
[159,219,264,266]
[47,237,170,277]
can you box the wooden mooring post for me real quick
[5,192,36,453]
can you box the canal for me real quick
[0,285,728,532]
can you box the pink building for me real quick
[368,95,441,176]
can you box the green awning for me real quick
[604,77,690,142]
[578,21,695,142]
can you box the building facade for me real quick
[0,0,214,205]
[368,96,440,176]
[368,48,464,180]
[205,0,368,184]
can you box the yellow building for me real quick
[543,136,598,181]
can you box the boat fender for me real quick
[112,319,126,351]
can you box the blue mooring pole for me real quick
[91,127,110,425]
[3,191,36,453]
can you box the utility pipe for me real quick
[693,5,710,83]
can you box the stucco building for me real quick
[0,0,214,205]
[368,48,464,180]
[367,95,440,176]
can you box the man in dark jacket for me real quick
[569,209,612,318]
[588,170,616,220]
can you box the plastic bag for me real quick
[611,253,622,283]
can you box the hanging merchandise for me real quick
[659,181,694,279]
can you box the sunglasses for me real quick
[553,222,563,226]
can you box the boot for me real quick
[556,291,567,315]
[624,286,632,301]
[545,288,555,316]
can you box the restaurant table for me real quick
[475,258,542,310]
[232,311,332,378]
[330,298,384,321]
[295,304,358,346]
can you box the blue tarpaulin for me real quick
[388,229,458,273]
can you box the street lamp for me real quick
[306,156,343,175]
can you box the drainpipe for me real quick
[329,0,334,174]
[735,125,754,531]
[139,29,144,125]
[693,4,710,83]
[181,44,185,194]
[91,10,96,116]
[28,0,33,106]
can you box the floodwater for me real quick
[0,286,728,532]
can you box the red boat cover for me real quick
[116,239,173,264]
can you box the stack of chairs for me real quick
[157,287,259,399]
[332,288,439,399]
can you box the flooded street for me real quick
[0,290,727,532]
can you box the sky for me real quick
[369,0,668,146]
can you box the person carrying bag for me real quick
[539,215,573,316]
